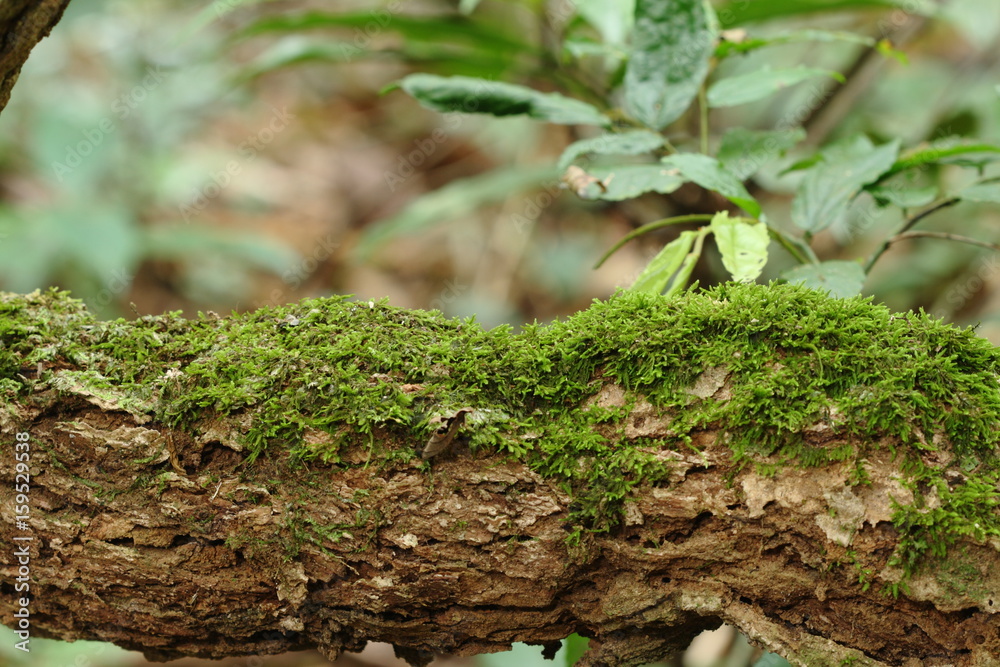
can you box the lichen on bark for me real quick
[1,283,999,665]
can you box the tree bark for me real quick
[1,285,999,666]
[0,0,72,114]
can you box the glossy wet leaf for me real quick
[399,74,609,126]
[625,0,716,129]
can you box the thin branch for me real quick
[862,197,960,273]
[884,230,1000,254]
[801,8,932,147]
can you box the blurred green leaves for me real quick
[706,66,844,108]
[791,136,901,233]
[356,165,558,258]
[216,0,1000,310]
[661,153,761,217]
[557,130,665,172]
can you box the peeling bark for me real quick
[0,0,72,114]
[0,286,999,666]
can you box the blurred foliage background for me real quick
[3,0,1000,665]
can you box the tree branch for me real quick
[0,0,72,115]
[1,284,999,666]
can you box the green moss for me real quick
[5,283,1000,581]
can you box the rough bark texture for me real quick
[1,285,999,666]
[0,0,72,114]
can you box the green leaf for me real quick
[356,165,558,258]
[718,128,806,179]
[661,153,761,216]
[714,28,877,58]
[791,136,900,233]
[580,164,685,201]
[751,652,791,667]
[144,227,301,275]
[707,65,844,108]
[631,231,698,294]
[782,260,866,297]
[237,36,360,79]
[714,0,926,28]
[574,0,635,45]
[625,0,717,130]
[666,231,707,297]
[956,182,1000,204]
[710,212,769,282]
[182,0,262,39]
[399,74,609,126]
[866,183,938,208]
[239,13,533,57]
[557,130,665,171]
[879,140,1000,181]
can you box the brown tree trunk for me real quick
[1,285,998,666]
[0,0,72,114]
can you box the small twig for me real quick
[594,214,715,269]
[884,231,1000,254]
[863,197,960,273]
[802,10,931,147]
[698,83,709,156]
[768,227,813,265]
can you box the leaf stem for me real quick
[767,228,811,265]
[698,83,710,156]
[594,214,715,269]
[881,230,1000,254]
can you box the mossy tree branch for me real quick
[1,284,999,666]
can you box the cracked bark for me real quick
[0,0,72,114]
[0,289,999,667]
